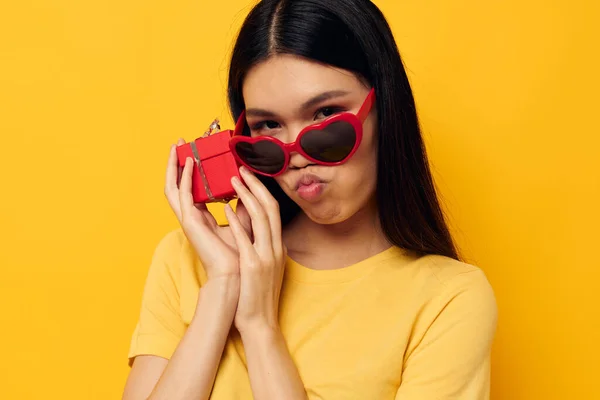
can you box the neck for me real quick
[283,199,392,270]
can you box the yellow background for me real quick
[1,0,598,398]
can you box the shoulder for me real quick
[148,228,205,285]
[382,254,498,364]
[145,228,206,324]
[152,228,187,258]
[394,256,498,396]
[376,249,497,320]
[381,251,497,328]
[384,250,495,299]
[151,228,199,266]
[420,254,494,292]
[410,254,498,331]
[142,228,187,289]
[418,254,496,306]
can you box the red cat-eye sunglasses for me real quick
[229,88,376,177]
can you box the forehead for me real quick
[242,54,364,110]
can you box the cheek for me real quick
[351,127,378,181]
[332,135,378,197]
[341,158,376,194]
[274,175,294,198]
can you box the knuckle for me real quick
[262,254,277,268]
[266,197,279,211]
[256,206,268,219]
[276,247,285,260]
[247,203,262,218]
[247,255,263,269]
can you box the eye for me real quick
[314,106,344,120]
[251,120,280,132]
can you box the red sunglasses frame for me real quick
[229,88,376,177]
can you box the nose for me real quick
[282,123,314,170]
[288,151,313,170]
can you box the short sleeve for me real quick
[127,230,187,367]
[395,269,498,400]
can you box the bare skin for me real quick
[242,55,391,268]
[123,54,391,400]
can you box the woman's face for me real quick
[242,54,378,225]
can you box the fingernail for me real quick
[231,176,240,186]
[239,165,248,174]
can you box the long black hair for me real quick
[227,0,459,260]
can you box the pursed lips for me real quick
[294,173,326,190]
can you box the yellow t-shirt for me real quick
[128,229,497,399]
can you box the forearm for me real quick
[148,276,239,400]
[240,324,308,400]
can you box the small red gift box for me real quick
[176,129,241,203]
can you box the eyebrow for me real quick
[245,89,351,118]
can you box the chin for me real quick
[299,201,350,225]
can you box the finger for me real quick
[225,203,256,260]
[234,199,253,239]
[176,139,207,212]
[231,175,273,255]
[239,166,283,254]
[179,157,206,225]
[165,144,182,221]
[176,138,185,187]
[195,203,216,229]
[174,151,223,262]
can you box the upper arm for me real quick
[124,231,187,398]
[122,356,168,400]
[395,269,498,400]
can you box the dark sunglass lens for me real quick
[234,141,285,174]
[300,120,357,162]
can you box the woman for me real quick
[123,0,497,399]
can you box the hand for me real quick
[224,166,287,334]
[164,139,252,281]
